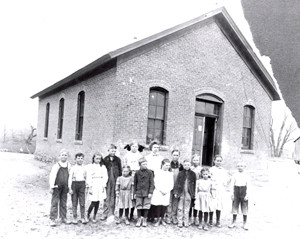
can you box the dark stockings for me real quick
[87,201,100,218]
[119,208,129,218]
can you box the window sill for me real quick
[43,138,48,141]
[240,149,255,154]
[74,140,83,145]
[56,139,62,143]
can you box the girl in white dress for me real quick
[195,168,214,231]
[210,155,230,227]
[86,152,108,222]
[151,159,174,227]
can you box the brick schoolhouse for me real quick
[31,8,280,169]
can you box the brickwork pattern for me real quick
[35,20,272,170]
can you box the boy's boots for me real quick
[142,217,148,227]
[154,217,161,227]
[136,217,142,227]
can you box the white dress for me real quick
[151,170,174,206]
[123,151,143,171]
[195,179,213,212]
[210,166,229,210]
[86,163,108,202]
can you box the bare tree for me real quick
[25,125,37,154]
[270,112,298,157]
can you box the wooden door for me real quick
[192,116,205,161]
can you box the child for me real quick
[68,152,89,224]
[115,166,134,225]
[189,154,202,226]
[101,144,122,220]
[209,155,230,227]
[86,152,108,223]
[165,149,183,224]
[228,161,251,230]
[145,141,164,175]
[123,141,144,174]
[134,157,154,227]
[151,159,174,227]
[195,168,214,231]
[174,159,196,228]
[123,141,143,220]
[49,149,71,226]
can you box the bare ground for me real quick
[0,152,300,239]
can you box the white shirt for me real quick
[145,153,164,174]
[230,171,251,195]
[68,164,88,188]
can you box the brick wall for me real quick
[35,20,272,170]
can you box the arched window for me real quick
[44,103,50,138]
[146,87,168,144]
[57,98,64,139]
[75,91,85,140]
[242,105,255,149]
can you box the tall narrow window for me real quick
[242,106,255,149]
[57,98,64,139]
[146,87,168,144]
[44,103,50,138]
[75,91,85,140]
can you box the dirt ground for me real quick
[0,152,300,239]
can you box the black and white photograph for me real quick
[1,0,300,238]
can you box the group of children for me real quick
[49,141,251,231]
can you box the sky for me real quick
[0,0,297,140]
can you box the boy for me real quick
[228,161,251,230]
[174,159,196,228]
[165,149,183,224]
[49,149,71,226]
[68,152,89,224]
[101,144,122,220]
[134,157,154,227]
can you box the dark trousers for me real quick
[102,179,116,217]
[50,185,68,220]
[151,205,168,218]
[71,181,86,219]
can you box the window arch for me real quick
[44,103,50,138]
[242,105,255,149]
[146,87,168,144]
[57,98,64,139]
[75,91,85,140]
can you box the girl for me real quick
[123,141,143,220]
[123,141,144,174]
[115,166,134,225]
[189,154,202,226]
[209,155,230,227]
[151,159,174,227]
[195,168,214,231]
[86,152,108,223]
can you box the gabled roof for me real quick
[31,7,280,101]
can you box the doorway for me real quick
[192,94,223,166]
